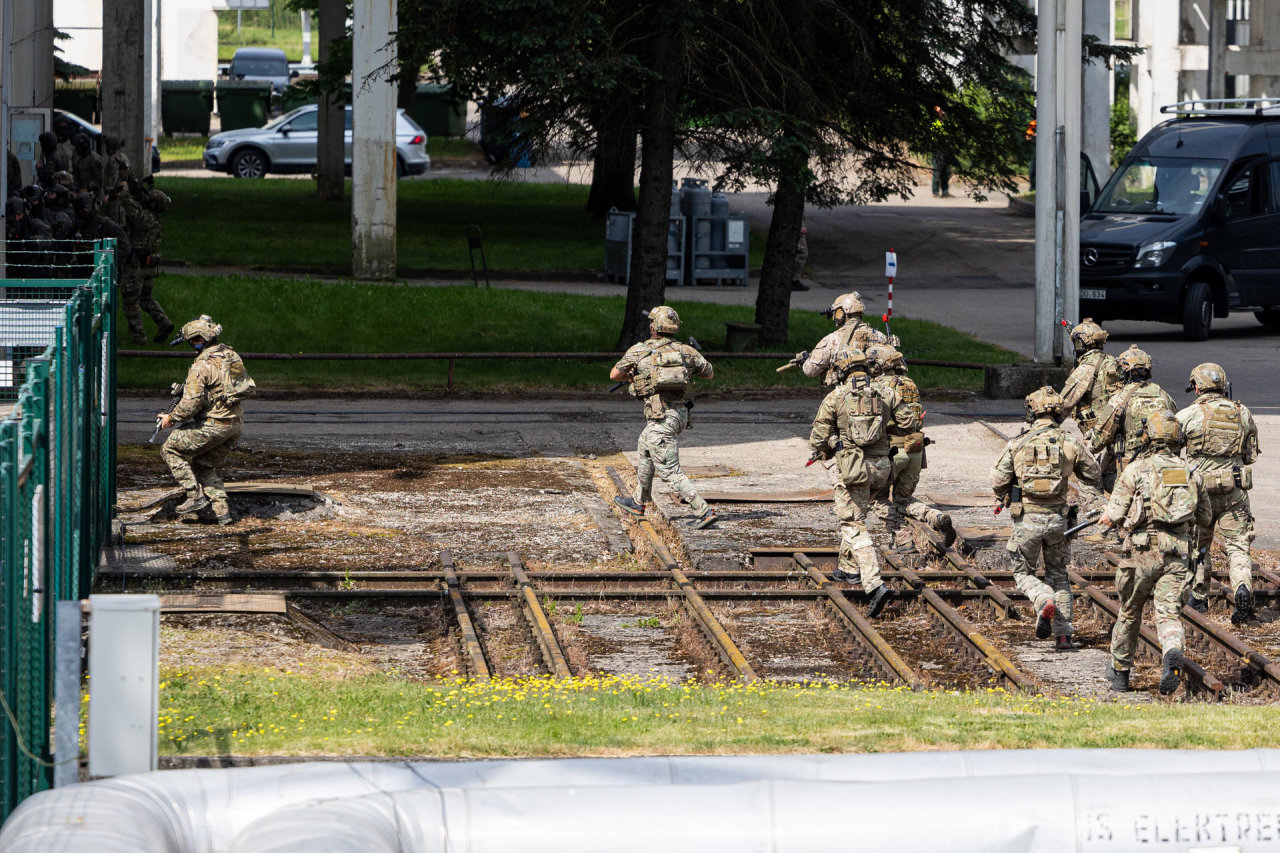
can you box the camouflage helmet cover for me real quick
[51,171,74,189]
[177,315,223,344]
[146,188,171,212]
[1189,362,1227,393]
[647,305,680,334]
[831,292,865,319]
[1140,409,1184,447]
[1116,344,1152,377]
[1024,385,1065,419]
[831,347,867,379]
[1070,317,1108,349]
[863,343,902,374]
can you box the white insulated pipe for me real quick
[5,751,1280,851]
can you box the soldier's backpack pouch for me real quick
[1149,464,1196,524]
[648,344,690,393]
[1238,465,1253,490]
[843,385,886,447]
[836,444,868,488]
[220,353,257,405]
[1017,434,1067,499]
[1201,469,1235,496]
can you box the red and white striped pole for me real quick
[883,249,897,337]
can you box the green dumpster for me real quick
[411,84,467,137]
[53,80,98,123]
[280,85,316,114]
[216,80,272,131]
[161,80,214,135]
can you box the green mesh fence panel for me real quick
[0,241,116,819]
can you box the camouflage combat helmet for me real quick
[146,188,171,212]
[51,171,74,189]
[173,315,223,346]
[1140,409,1183,448]
[831,347,867,380]
[830,292,865,323]
[1024,386,1064,420]
[863,343,902,375]
[1116,344,1153,380]
[647,305,680,334]
[1070,318,1108,352]
[1188,362,1228,394]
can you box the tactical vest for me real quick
[838,377,887,447]
[631,340,690,396]
[1073,351,1120,419]
[1145,459,1198,525]
[886,374,923,423]
[207,347,256,407]
[1122,384,1173,454]
[1188,397,1244,458]
[1014,427,1069,500]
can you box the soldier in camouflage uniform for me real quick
[1176,363,1260,621]
[991,387,1101,648]
[36,131,70,187]
[864,343,955,546]
[799,293,893,387]
[71,133,104,200]
[1099,410,1212,694]
[159,316,255,525]
[1058,318,1121,511]
[1089,345,1175,470]
[809,348,894,617]
[120,181,173,345]
[102,135,130,190]
[611,306,717,529]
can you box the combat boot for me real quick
[935,513,956,547]
[1187,595,1208,614]
[174,493,209,514]
[1232,586,1253,624]
[1105,664,1130,692]
[214,512,234,526]
[1055,634,1079,652]
[866,584,891,618]
[613,496,645,517]
[1034,601,1056,640]
[688,508,717,530]
[1159,648,1184,695]
[154,320,174,344]
[831,568,861,584]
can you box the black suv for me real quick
[1080,101,1280,340]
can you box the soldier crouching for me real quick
[158,315,255,525]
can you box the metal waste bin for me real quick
[216,80,272,131]
[724,321,762,352]
[279,85,315,114]
[53,79,98,123]
[412,84,466,137]
[161,80,214,135]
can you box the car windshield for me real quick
[1094,157,1226,215]
[233,59,288,77]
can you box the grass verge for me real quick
[156,669,1280,757]
[119,276,1016,392]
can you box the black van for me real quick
[1079,101,1280,340]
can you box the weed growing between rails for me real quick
[156,670,1280,757]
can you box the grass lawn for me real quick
[155,668,1280,757]
[119,277,1015,393]
[159,135,209,162]
[217,10,305,62]
[159,138,481,165]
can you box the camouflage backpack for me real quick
[1146,459,1198,525]
[632,340,689,396]
[840,377,887,447]
[1190,398,1244,458]
[1015,428,1068,500]
[1122,384,1173,453]
[211,349,256,405]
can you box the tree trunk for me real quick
[397,54,423,112]
[586,99,638,218]
[616,22,680,350]
[316,0,346,202]
[754,152,806,344]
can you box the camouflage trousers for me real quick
[1193,487,1254,599]
[834,455,891,593]
[121,265,170,341]
[873,448,947,539]
[162,419,243,513]
[1006,507,1074,635]
[634,408,708,516]
[1110,532,1191,672]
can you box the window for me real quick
[1227,0,1250,46]
[1115,0,1133,40]
[1224,168,1256,220]
[285,111,317,133]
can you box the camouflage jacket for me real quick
[802,322,889,385]
[36,150,71,187]
[1089,380,1176,463]
[1059,349,1120,430]
[124,193,162,254]
[990,417,1100,509]
[171,343,250,423]
[1176,392,1260,476]
[808,373,894,458]
[73,151,105,197]
[1106,451,1212,544]
[872,372,924,445]
[613,336,712,420]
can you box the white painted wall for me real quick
[162,0,219,81]
[53,0,102,72]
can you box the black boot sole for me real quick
[1232,587,1253,624]
[1159,649,1184,695]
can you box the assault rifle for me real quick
[608,336,702,393]
[149,382,183,443]
[776,350,809,373]
[1064,511,1102,537]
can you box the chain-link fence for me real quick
[0,240,117,818]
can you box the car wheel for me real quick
[1181,280,1212,341]
[1255,309,1280,328]
[396,156,406,178]
[230,149,268,179]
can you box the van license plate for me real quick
[1080,288,1106,300]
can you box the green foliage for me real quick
[1111,67,1137,169]
[117,276,1016,393]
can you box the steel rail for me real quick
[906,520,1019,620]
[441,550,491,682]
[606,466,758,681]
[507,552,573,678]
[132,586,1010,602]
[878,550,1039,693]
[1067,570,1223,698]
[793,553,923,689]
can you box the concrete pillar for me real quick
[102,0,146,175]
[1082,0,1113,183]
[1207,0,1226,99]
[351,0,397,279]
[1132,0,1181,138]
[160,0,218,82]
[1034,0,1082,363]
[142,0,159,174]
[11,0,54,109]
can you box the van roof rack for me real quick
[1161,99,1280,117]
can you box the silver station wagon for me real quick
[203,104,430,178]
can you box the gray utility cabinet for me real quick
[603,202,685,285]
[678,178,749,286]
